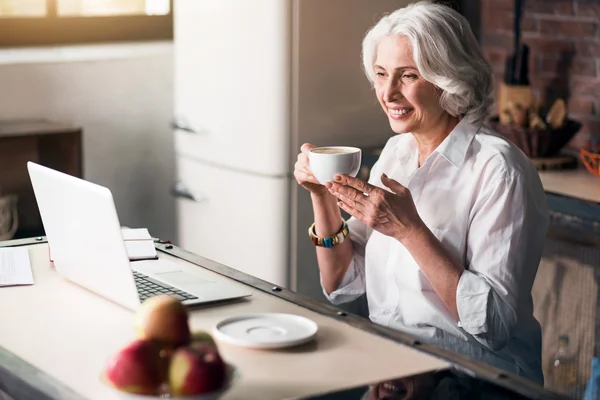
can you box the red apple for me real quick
[102,339,164,395]
[134,294,191,350]
[169,342,227,396]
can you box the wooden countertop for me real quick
[538,168,600,204]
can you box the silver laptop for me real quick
[27,161,251,310]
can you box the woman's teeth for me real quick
[382,382,399,391]
[390,109,412,115]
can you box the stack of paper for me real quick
[121,228,158,261]
[0,247,34,287]
[48,227,158,262]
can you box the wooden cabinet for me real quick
[0,119,82,239]
[533,170,600,396]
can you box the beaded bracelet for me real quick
[308,220,350,248]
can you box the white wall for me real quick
[0,42,177,242]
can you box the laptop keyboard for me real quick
[133,271,198,302]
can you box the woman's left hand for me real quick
[326,173,424,242]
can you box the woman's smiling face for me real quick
[373,35,446,134]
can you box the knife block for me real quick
[497,82,533,124]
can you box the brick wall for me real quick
[480,0,600,149]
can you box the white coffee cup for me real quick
[308,146,362,185]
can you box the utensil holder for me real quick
[488,117,581,158]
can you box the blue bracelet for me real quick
[308,221,349,248]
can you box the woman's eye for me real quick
[375,72,386,78]
[402,74,418,81]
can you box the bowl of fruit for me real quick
[101,295,237,399]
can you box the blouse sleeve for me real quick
[321,216,369,304]
[456,160,548,351]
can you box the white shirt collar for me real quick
[394,118,481,170]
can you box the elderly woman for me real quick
[294,1,548,384]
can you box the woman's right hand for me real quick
[294,143,328,196]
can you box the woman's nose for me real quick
[383,78,402,103]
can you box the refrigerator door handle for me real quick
[171,116,207,134]
[171,181,207,203]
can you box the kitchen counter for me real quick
[535,167,600,241]
[536,166,600,369]
[539,168,600,205]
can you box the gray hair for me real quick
[362,1,493,125]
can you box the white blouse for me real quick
[323,119,549,383]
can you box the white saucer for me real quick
[213,313,318,349]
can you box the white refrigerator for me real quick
[172,0,408,302]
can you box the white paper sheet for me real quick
[125,240,158,261]
[121,228,152,241]
[0,247,34,287]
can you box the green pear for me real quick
[134,295,191,351]
[190,330,216,347]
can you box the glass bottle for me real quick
[551,334,577,395]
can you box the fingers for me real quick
[295,152,313,178]
[297,170,319,185]
[380,173,407,194]
[335,174,376,194]
[301,143,317,155]
[326,180,369,210]
[296,144,318,182]
[338,196,391,231]
[294,159,319,184]
[328,183,367,211]
[296,144,313,172]
[337,199,365,221]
